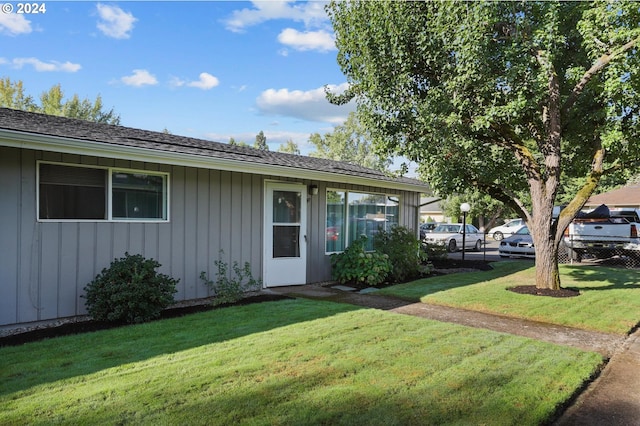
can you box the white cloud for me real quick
[224,0,329,33]
[96,3,137,39]
[187,72,220,90]
[170,72,220,90]
[0,13,32,36]
[121,69,157,87]
[256,83,355,125]
[169,76,186,88]
[277,28,335,52]
[9,57,81,72]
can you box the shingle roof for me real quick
[0,107,427,191]
[585,184,640,208]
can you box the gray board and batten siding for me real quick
[0,108,425,327]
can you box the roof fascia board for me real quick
[0,129,427,193]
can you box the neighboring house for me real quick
[0,108,428,327]
[584,184,640,210]
[419,196,446,223]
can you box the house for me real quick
[419,196,446,223]
[0,108,428,327]
[584,183,640,210]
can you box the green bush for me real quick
[422,241,448,261]
[200,250,262,305]
[330,235,392,287]
[373,226,429,283]
[84,253,178,324]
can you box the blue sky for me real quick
[0,1,356,153]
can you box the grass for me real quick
[378,261,640,335]
[0,298,602,425]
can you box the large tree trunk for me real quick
[529,192,562,290]
[533,232,562,290]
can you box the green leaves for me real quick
[200,250,262,306]
[0,77,121,124]
[327,0,640,288]
[327,0,639,196]
[330,236,392,287]
[83,253,178,324]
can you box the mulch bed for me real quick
[508,285,580,298]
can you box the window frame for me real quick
[37,161,170,223]
[325,188,401,254]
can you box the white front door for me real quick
[263,182,307,287]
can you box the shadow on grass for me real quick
[562,264,640,291]
[0,299,362,397]
[379,260,534,299]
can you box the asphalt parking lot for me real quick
[446,239,523,262]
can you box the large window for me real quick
[326,189,400,252]
[38,162,168,221]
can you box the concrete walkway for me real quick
[267,284,640,425]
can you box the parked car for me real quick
[498,226,535,258]
[419,222,439,239]
[487,218,525,241]
[423,223,483,253]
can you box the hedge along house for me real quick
[0,108,428,327]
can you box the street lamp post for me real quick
[460,203,471,261]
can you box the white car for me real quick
[424,223,484,253]
[487,218,525,241]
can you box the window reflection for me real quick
[325,190,400,252]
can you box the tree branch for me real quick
[562,36,640,115]
[487,123,542,183]
[474,180,531,222]
[554,147,605,242]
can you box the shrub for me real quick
[200,250,262,305]
[373,226,429,283]
[84,253,178,324]
[330,235,392,287]
[422,241,448,261]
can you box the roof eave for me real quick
[0,129,428,193]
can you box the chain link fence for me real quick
[558,236,640,269]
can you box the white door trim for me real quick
[263,182,307,287]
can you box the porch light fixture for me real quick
[309,185,319,196]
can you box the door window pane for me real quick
[273,191,300,223]
[273,226,300,258]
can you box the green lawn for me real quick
[1,298,602,425]
[378,261,640,335]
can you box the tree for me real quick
[309,111,392,171]
[0,78,120,124]
[228,137,248,147]
[254,131,269,150]
[440,192,514,231]
[326,1,640,290]
[0,77,36,111]
[278,139,300,155]
[63,93,120,124]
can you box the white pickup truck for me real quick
[564,205,640,260]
